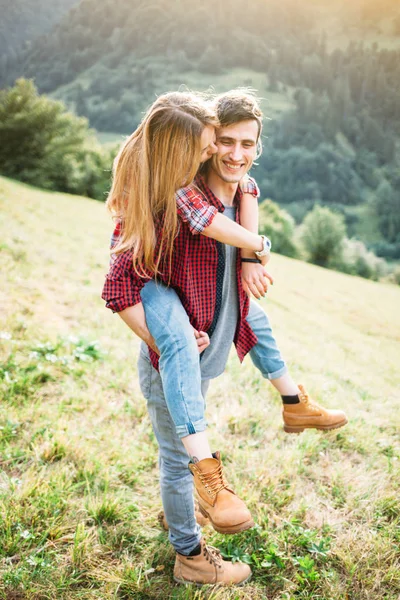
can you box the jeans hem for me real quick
[264,365,288,381]
[176,418,208,438]
[173,534,203,556]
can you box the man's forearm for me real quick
[202,212,262,252]
[118,303,159,354]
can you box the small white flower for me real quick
[20,530,32,539]
[45,353,58,363]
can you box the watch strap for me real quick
[241,257,261,264]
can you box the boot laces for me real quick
[199,463,228,497]
[203,544,223,568]
[298,386,321,413]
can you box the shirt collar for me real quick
[194,174,242,210]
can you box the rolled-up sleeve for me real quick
[175,185,218,234]
[241,176,260,198]
[101,250,146,312]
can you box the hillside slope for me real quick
[0,176,400,599]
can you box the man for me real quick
[103,90,347,586]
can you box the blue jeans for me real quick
[138,280,287,554]
[140,280,207,438]
[138,345,208,555]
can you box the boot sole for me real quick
[198,504,255,535]
[173,572,252,587]
[283,417,348,434]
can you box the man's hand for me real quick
[193,329,210,353]
[241,263,274,299]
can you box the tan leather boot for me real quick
[158,499,210,531]
[174,538,252,586]
[189,452,254,535]
[283,385,348,433]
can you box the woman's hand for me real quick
[193,329,210,353]
[238,174,251,192]
[241,263,274,299]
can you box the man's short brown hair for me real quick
[214,89,263,137]
[214,89,263,157]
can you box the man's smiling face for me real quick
[210,119,259,183]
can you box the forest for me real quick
[0,0,79,57]
[1,0,400,258]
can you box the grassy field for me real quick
[0,176,400,600]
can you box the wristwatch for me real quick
[255,235,272,258]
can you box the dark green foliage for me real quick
[371,241,400,260]
[0,79,113,200]
[258,141,364,207]
[375,181,400,243]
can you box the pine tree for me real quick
[0,78,111,199]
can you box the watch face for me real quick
[255,236,271,256]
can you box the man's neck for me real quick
[204,169,238,206]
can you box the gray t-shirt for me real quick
[200,205,239,379]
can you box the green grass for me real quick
[0,176,400,599]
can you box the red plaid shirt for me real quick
[102,175,259,369]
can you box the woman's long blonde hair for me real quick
[107,92,218,277]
